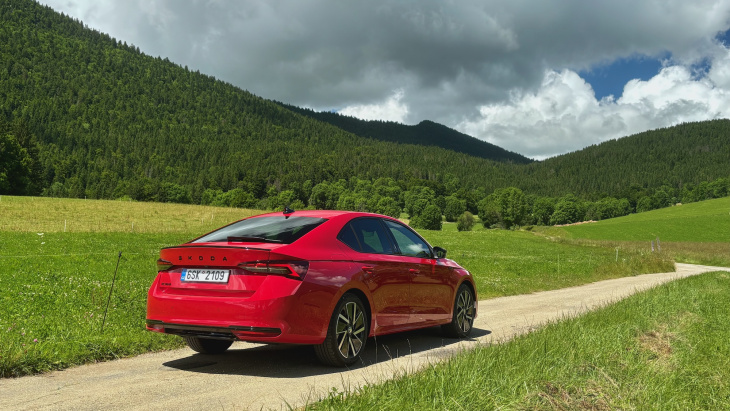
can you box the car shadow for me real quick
[162,326,491,378]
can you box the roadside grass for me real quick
[0,232,190,377]
[0,196,676,377]
[539,197,730,267]
[421,223,673,299]
[310,272,730,410]
[0,196,260,377]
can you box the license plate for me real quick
[181,269,230,283]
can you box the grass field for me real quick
[553,196,730,243]
[422,224,672,299]
[0,196,261,376]
[0,195,258,234]
[0,195,710,377]
[540,197,730,267]
[311,271,730,410]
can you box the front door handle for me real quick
[409,268,420,275]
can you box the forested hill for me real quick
[0,0,518,200]
[1,0,728,208]
[277,104,533,164]
[512,120,730,199]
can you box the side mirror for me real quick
[433,246,447,259]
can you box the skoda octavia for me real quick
[146,209,476,366]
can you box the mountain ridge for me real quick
[276,103,533,164]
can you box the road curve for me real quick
[2,263,728,410]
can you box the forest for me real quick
[1,0,729,230]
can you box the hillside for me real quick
[519,120,730,198]
[277,104,533,164]
[1,0,523,202]
[1,0,728,206]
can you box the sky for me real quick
[40,0,730,160]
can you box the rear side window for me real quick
[338,218,395,254]
[192,217,327,244]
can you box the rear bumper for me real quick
[146,275,333,345]
[145,320,282,340]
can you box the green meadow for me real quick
[543,197,730,268]
[424,224,672,299]
[0,195,713,378]
[311,271,730,410]
[556,196,730,243]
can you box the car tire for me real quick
[442,283,475,338]
[183,336,233,354]
[314,293,369,367]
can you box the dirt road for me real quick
[2,263,728,410]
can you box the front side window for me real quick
[338,218,395,254]
[192,216,326,244]
[383,220,432,258]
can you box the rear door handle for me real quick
[409,268,420,274]
[362,266,375,274]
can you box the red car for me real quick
[146,209,476,366]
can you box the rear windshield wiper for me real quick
[227,236,283,244]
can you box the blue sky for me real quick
[581,56,664,101]
[584,29,730,101]
[40,1,730,160]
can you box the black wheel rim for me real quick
[335,301,366,359]
[456,289,474,333]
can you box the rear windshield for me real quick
[192,216,327,244]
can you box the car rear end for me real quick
[145,214,334,345]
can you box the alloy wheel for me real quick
[335,301,366,359]
[456,288,474,333]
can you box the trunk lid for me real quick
[156,244,304,297]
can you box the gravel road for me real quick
[2,263,728,410]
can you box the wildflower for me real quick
[33,339,38,343]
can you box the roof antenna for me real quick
[283,206,295,217]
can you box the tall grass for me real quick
[0,196,262,377]
[310,272,730,410]
[0,232,189,376]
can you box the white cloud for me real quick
[458,52,730,160]
[339,89,410,123]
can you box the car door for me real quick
[382,219,453,325]
[337,218,411,332]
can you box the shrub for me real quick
[456,211,475,232]
[411,204,442,230]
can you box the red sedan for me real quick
[146,209,477,366]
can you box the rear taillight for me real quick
[237,261,309,280]
[156,259,173,271]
